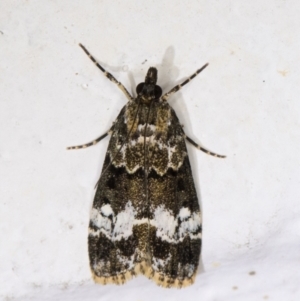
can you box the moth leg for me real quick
[185,135,226,158]
[67,130,111,150]
[79,43,134,101]
[162,63,209,101]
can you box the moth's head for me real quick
[136,67,162,104]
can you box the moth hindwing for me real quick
[68,44,225,288]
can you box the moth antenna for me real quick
[185,135,226,158]
[79,43,133,101]
[67,132,110,150]
[162,63,209,101]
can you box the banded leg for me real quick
[79,43,133,101]
[162,63,209,101]
[67,131,111,150]
[185,135,226,158]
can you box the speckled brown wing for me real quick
[88,103,142,285]
[88,100,201,287]
[146,105,202,288]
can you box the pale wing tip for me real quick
[91,262,196,288]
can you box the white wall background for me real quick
[1,1,299,300]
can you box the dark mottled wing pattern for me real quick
[88,100,201,287]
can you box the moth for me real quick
[68,44,225,288]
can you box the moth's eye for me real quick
[136,83,144,94]
[154,85,162,98]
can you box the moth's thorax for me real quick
[125,100,171,135]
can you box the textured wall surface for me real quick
[1,0,299,300]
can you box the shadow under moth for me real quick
[68,44,225,288]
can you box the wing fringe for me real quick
[92,261,197,288]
